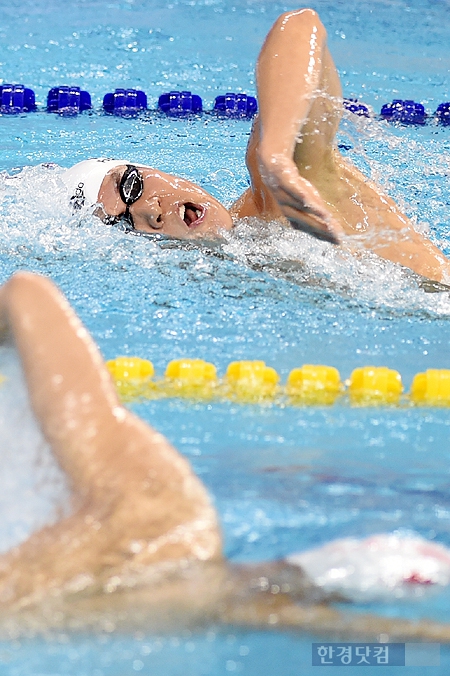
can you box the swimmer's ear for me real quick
[0,272,221,569]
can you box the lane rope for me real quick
[105,357,450,406]
[1,360,448,406]
[0,84,449,125]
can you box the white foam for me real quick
[222,216,450,316]
[0,346,69,553]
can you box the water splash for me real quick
[0,345,69,554]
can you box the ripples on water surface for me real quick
[0,0,450,673]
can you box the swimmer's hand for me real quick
[259,153,344,245]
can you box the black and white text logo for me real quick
[71,181,86,210]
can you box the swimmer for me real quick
[2,270,450,642]
[63,158,234,238]
[60,9,450,284]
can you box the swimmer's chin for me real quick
[107,226,232,251]
[170,225,233,247]
[188,221,235,240]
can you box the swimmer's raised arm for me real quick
[229,8,450,284]
[0,273,220,607]
[232,9,344,243]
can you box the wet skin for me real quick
[98,165,233,237]
[94,9,450,284]
[3,271,450,643]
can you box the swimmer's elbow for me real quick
[272,8,327,42]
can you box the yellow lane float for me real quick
[224,360,280,403]
[287,365,343,405]
[164,358,218,400]
[105,356,450,408]
[410,369,450,406]
[348,366,403,405]
[106,357,155,401]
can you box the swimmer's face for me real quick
[98,165,233,237]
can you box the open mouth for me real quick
[178,202,205,228]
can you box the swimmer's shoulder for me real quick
[230,186,283,222]
[229,188,260,219]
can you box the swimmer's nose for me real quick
[135,196,164,230]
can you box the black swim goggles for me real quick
[107,164,144,231]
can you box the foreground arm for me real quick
[3,273,450,644]
[0,273,221,608]
[223,594,450,642]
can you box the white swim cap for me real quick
[62,158,128,208]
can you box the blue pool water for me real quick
[1,0,450,673]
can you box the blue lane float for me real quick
[157,90,203,116]
[343,98,370,117]
[212,92,258,118]
[0,84,36,113]
[435,102,450,126]
[47,86,91,114]
[0,82,450,126]
[380,99,426,125]
[103,88,147,116]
